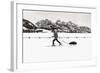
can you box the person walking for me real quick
[52,29,62,46]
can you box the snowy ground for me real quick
[23,33,92,63]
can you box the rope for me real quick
[59,39,68,44]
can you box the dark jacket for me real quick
[53,30,58,39]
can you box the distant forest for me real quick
[23,19,91,33]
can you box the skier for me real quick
[52,28,62,46]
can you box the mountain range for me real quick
[23,19,91,33]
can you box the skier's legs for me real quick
[52,39,56,46]
[56,39,61,45]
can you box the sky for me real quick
[23,10,91,27]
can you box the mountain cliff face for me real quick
[23,19,91,33]
[23,19,37,33]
